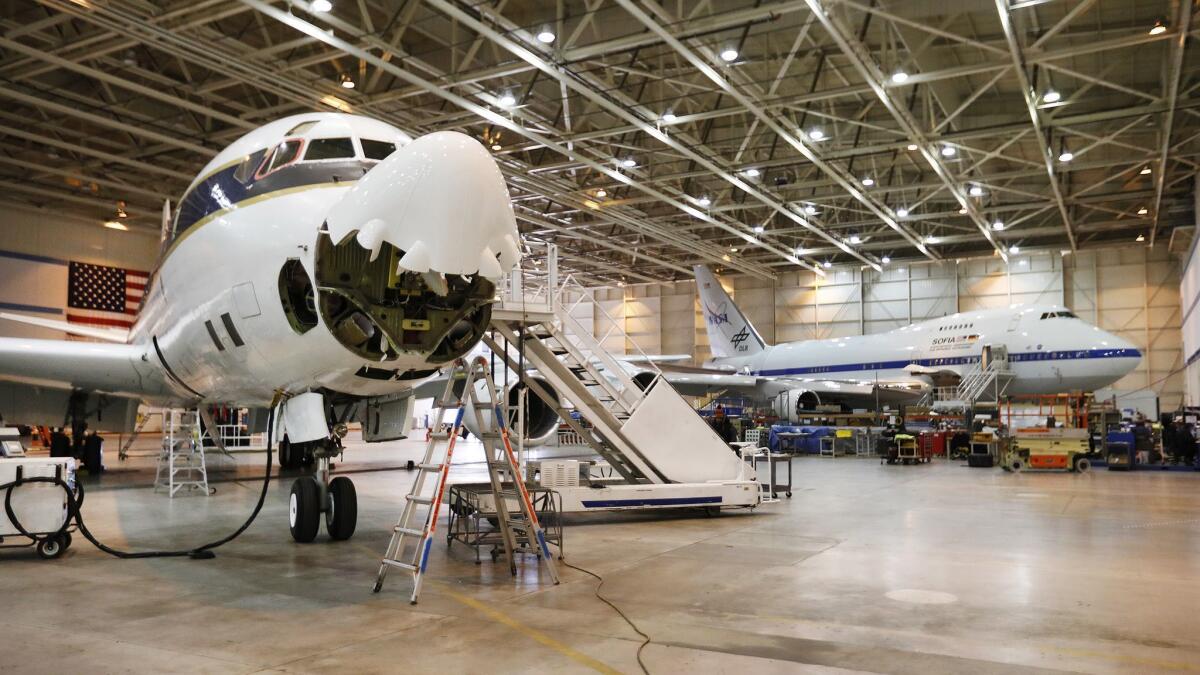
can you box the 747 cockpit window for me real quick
[256,139,303,179]
[361,139,396,161]
[305,137,356,161]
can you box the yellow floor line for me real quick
[1046,645,1200,672]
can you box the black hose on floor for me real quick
[563,560,652,675]
[1,407,275,560]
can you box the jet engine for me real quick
[774,389,823,422]
[459,376,563,446]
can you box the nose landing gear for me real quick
[287,438,357,543]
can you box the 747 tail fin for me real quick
[693,265,767,358]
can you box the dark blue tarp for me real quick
[768,425,838,453]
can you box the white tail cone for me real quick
[326,130,520,279]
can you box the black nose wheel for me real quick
[289,476,321,542]
[325,476,357,540]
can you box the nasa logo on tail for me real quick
[704,300,730,326]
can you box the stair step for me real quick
[382,559,418,571]
[393,526,425,536]
[418,463,444,472]
[407,495,433,505]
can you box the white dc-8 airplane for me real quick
[0,112,521,543]
[659,265,1143,413]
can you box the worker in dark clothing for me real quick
[49,427,71,458]
[1163,420,1179,462]
[1180,423,1197,467]
[83,430,104,474]
[710,406,737,443]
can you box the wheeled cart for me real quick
[0,457,76,559]
[445,483,564,563]
[742,449,793,500]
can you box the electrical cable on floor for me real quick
[1,407,276,560]
[563,560,652,675]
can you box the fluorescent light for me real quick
[861,177,874,186]
[1009,244,1020,254]
[849,234,862,244]
[969,185,984,197]
[103,220,128,231]
[906,143,918,151]
[891,70,909,83]
[697,196,711,207]
[720,48,739,62]
[310,0,332,12]
[1043,90,1061,103]
[537,30,556,44]
[881,256,891,264]
[1140,166,1152,175]
[744,168,760,177]
[1150,19,1167,35]
[1058,151,1074,162]
[991,220,1005,231]
[822,260,832,268]
[662,111,677,123]
[497,93,517,107]
[730,246,739,252]
[595,189,607,198]
[807,128,826,141]
[940,145,956,157]
[621,158,637,168]
[753,225,765,233]
[1137,207,1148,215]
[896,208,908,218]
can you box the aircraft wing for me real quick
[655,368,922,407]
[0,312,130,343]
[0,337,167,398]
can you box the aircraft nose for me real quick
[325,130,520,279]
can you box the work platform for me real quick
[472,245,761,514]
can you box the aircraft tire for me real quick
[278,438,296,470]
[289,477,320,543]
[325,476,357,541]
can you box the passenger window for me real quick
[305,137,356,161]
[361,139,396,161]
[257,139,303,178]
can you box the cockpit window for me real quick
[286,121,318,136]
[304,137,356,161]
[1040,311,1078,320]
[256,139,303,179]
[361,139,396,161]
[232,149,265,184]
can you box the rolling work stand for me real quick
[446,484,564,562]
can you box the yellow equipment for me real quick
[1003,428,1091,473]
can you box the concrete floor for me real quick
[2,438,1199,674]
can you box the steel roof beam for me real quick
[1150,0,1193,247]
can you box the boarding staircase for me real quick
[153,409,210,497]
[955,347,1014,403]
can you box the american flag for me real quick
[66,261,149,329]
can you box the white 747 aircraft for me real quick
[660,265,1143,414]
[0,112,521,543]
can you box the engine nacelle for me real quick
[773,389,822,422]
[460,376,562,446]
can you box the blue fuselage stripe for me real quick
[752,348,1142,377]
[581,496,722,508]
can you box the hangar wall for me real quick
[587,246,1185,411]
[0,204,158,340]
[1181,235,1200,406]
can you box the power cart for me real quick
[0,457,76,559]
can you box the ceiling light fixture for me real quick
[891,70,909,83]
[1150,19,1167,35]
[849,234,862,244]
[697,196,711,207]
[992,220,1005,231]
[1136,233,1146,242]
[822,260,832,269]
[925,235,940,244]
[720,48,739,62]
[804,204,818,215]
[491,144,502,151]
[906,143,918,151]
[959,207,969,215]
[1043,90,1062,103]
[969,185,984,197]
[1009,244,1020,254]
[1137,207,1148,215]
[940,145,956,157]
[310,0,332,12]
[661,111,677,123]
[744,168,760,177]
[1058,151,1074,162]
[497,92,517,107]
[536,29,556,44]
[807,128,826,141]
[881,256,891,264]
[595,189,607,198]
[621,158,637,168]
[896,208,909,218]
[753,225,765,234]
[339,73,355,89]
[1140,166,1152,175]
[862,177,874,186]
[103,220,128,231]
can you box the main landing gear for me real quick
[287,425,357,543]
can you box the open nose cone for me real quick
[325,130,520,279]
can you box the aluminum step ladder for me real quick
[373,356,559,604]
[153,409,209,498]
